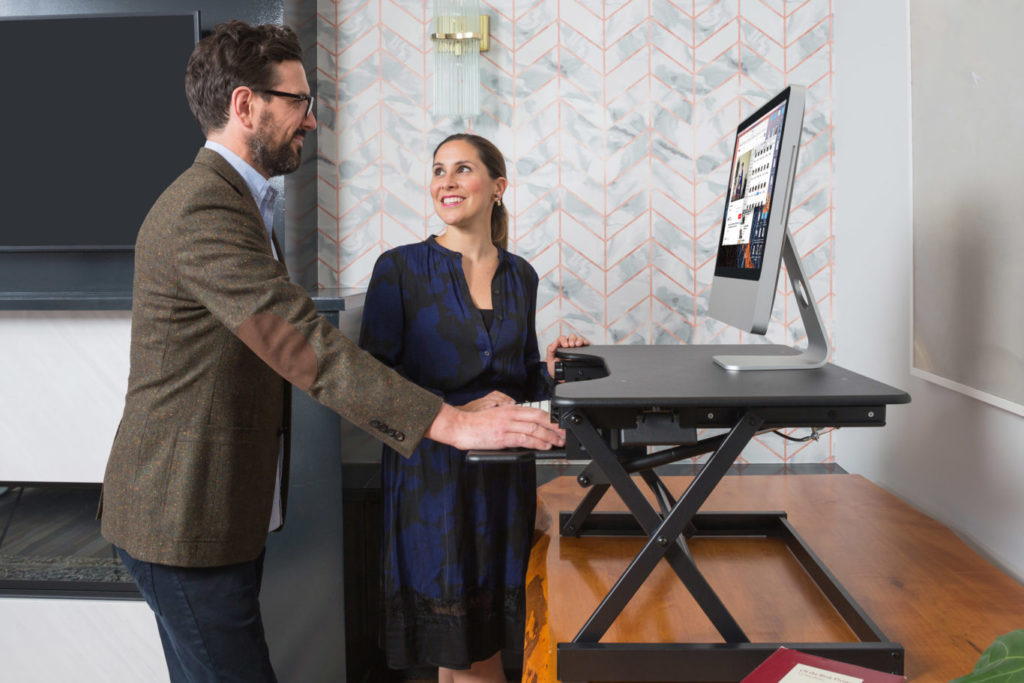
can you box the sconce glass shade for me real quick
[433,0,482,118]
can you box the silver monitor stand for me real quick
[713,228,830,371]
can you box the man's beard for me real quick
[249,112,302,177]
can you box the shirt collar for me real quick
[428,234,508,266]
[204,141,280,253]
[203,140,278,215]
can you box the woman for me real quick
[359,133,586,682]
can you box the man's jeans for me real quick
[115,546,277,683]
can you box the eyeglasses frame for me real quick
[252,88,315,118]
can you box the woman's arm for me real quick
[544,333,589,379]
[358,251,405,368]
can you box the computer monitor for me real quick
[707,85,829,371]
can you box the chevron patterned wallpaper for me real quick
[305,0,835,464]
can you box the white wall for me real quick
[0,311,129,483]
[833,0,1024,582]
[0,598,167,681]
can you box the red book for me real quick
[742,648,906,683]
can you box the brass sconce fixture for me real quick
[431,1,490,119]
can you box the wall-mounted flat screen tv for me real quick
[0,13,201,251]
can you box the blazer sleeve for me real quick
[172,189,441,457]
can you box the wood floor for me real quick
[524,474,1024,682]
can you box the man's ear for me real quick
[230,86,258,129]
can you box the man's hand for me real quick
[426,403,565,451]
[459,391,516,412]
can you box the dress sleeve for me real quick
[359,251,406,370]
[522,265,552,401]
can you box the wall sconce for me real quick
[431,0,490,120]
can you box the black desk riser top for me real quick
[552,344,910,408]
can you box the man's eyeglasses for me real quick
[252,88,315,118]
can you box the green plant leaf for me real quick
[951,630,1024,683]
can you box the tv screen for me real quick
[0,13,201,251]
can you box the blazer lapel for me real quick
[193,147,276,257]
[271,230,285,263]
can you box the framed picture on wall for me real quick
[909,0,1024,417]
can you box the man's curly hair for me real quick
[184,20,302,135]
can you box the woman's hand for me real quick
[546,334,589,379]
[459,390,516,412]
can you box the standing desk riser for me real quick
[542,344,910,682]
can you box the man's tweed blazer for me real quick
[101,148,442,567]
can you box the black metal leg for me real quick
[575,526,747,642]
[776,517,889,642]
[560,448,663,535]
[566,410,765,643]
[669,413,765,523]
[544,381,906,681]
[639,469,676,516]
[639,469,699,538]
[560,483,610,537]
[567,412,667,534]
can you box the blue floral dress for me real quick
[358,235,550,670]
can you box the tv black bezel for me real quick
[0,11,200,253]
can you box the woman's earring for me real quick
[495,197,502,207]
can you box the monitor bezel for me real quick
[708,85,806,336]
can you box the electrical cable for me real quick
[770,427,836,443]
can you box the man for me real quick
[100,20,562,682]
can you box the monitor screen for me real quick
[0,13,201,251]
[716,97,789,279]
[708,86,805,335]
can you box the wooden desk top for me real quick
[524,474,1023,682]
